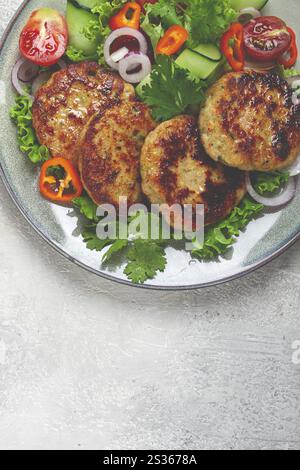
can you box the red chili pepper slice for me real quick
[220,23,245,72]
[39,157,83,204]
[278,27,298,69]
[109,2,142,31]
[156,25,189,56]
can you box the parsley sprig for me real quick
[139,56,206,122]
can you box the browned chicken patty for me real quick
[141,115,246,227]
[79,97,156,207]
[200,71,300,172]
[32,62,135,166]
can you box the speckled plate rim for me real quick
[0,0,299,291]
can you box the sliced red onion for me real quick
[110,47,129,64]
[104,27,148,70]
[245,57,275,72]
[12,57,67,99]
[246,173,296,207]
[290,79,300,106]
[31,71,52,97]
[16,58,39,83]
[238,7,261,22]
[12,58,36,98]
[286,75,300,86]
[32,60,67,96]
[283,156,300,177]
[57,59,67,70]
[118,52,152,84]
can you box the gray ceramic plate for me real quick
[0,0,299,290]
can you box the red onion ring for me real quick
[238,7,261,23]
[12,57,67,99]
[104,27,148,70]
[246,173,296,207]
[110,47,129,64]
[118,52,152,84]
[32,59,67,97]
[12,58,36,98]
[290,79,300,106]
[31,72,52,97]
[283,156,300,176]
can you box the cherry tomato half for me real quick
[243,16,291,64]
[19,8,68,67]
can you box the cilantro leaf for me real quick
[73,193,99,222]
[102,239,129,262]
[82,227,113,252]
[124,239,167,284]
[140,55,206,121]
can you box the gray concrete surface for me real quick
[0,0,300,451]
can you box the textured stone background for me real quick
[0,0,300,451]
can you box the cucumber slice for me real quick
[176,49,222,80]
[191,44,222,62]
[229,0,269,11]
[70,0,101,11]
[66,1,100,56]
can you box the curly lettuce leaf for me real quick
[142,0,237,46]
[140,6,164,52]
[281,67,300,78]
[184,0,237,46]
[91,0,127,65]
[10,93,50,164]
[253,172,290,195]
[192,197,264,260]
[139,55,206,121]
[66,45,97,62]
[143,0,182,30]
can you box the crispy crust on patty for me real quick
[79,97,156,207]
[141,115,246,226]
[199,71,300,172]
[32,62,135,166]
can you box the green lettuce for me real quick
[192,197,264,260]
[192,171,291,260]
[142,0,237,47]
[89,0,127,65]
[253,171,290,195]
[10,93,50,164]
[66,45,97,62]
[75,168,292,280]
[184,0,237,46]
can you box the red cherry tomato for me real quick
[243,16,291,64]
[19,8,68,67]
